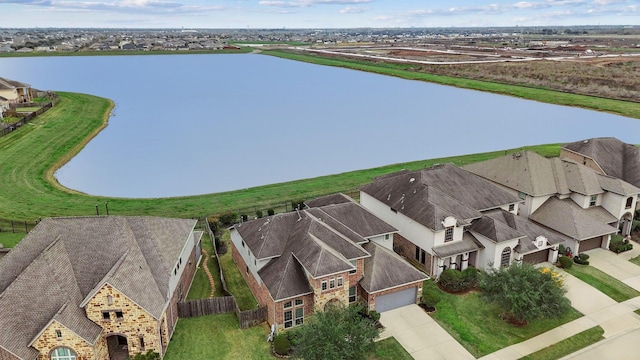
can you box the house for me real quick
[359,163,567,277]
[0,95,9,118]
[0,77,32,104]
[230,194,427,332]
[560,137,640,192]
[0,216,202,360]
[464,151,639,253]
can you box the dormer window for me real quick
[444,227,454,242]
[589,195,597,207]
[626,197,633,209]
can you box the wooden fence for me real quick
[237,306,268,329]
[1,95,59,139]
[177,296,236,318]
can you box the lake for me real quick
[1,54,639,198]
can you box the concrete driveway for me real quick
[585,247,640,292]
[378,304,474,360]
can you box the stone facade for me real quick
[33,321,104,360]
[310,272,350,311]
[85,284,161,356]
[394,233,433,276]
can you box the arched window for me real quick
[626,197,633,209]
[50,347,77,360]
[500,247,511,268]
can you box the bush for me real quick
[267,208,275,216]
[369,310,381,322]
[273,334,291,356]
[438,268,479,293]
[609,235,633,254]
[256,210,263,219]
[218,212,238,226]
[422,282,441,308]
[558,255,573,269]
[461,267,480,288]
[558,244,565,255]
[207,216,219,232]
[573,253,590,265]
[291,199,305,211]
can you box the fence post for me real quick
[11,220,15,233]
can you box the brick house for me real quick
[0,216,202,360]
[230,194,427,332]
[359,163,575,277]
[464,150,639,253]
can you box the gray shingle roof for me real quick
[309,201,397,239]
[305,193,353,208]
[360,164,519,230]
[0,216,196,360]
[258,254,313,301]
[0,77,30,90]
[563,138,640,188]
[470,214,526,244]
[360,242,428,294]
[432,232,484,258]
[480,209,571,254]
[530,198,618,240]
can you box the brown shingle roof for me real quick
[0,216,196,359]
[530,198,617,240]
[432,233,484,258]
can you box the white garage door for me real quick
[375,287,417,312]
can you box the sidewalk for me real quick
[478,265,640,360]
[585,247,640,292]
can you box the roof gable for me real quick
[360,242,428,293]
[530,198,617,240]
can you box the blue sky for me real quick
[1,0,638,28]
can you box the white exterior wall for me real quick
[529,195,553,215]
[602,192,636,220]
[570,193,593,209]
[168,230,196,295]
[360,192,435,253]
[471,232,519,270]
[433,223,463,247]
[230,228,264,285]
[368,233,394,250]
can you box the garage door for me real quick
[375,287,417,312]
[579,237,602,252]
[523,249,550,264]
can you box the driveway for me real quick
[585,247,640,292]
[378,304,474,360]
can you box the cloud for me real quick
[339,5,367,13]
[258,0,371,8]
[0,0,226,14]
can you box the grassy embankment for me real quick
[261,50,640,120]
[0,92,560,228]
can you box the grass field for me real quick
[14,107,41,112]
[0,91,561,230]
[565,264,640,302]
[430,288,583,358]
[186,234,226,300]
[261,50,640,120]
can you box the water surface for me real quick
[1,54,638,198]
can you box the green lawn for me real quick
[430,287,582,358]
[0,232,25,248]
[187,234,226,300]
[218,230,259,311]
[520,326,605,360]
[635,309,640,316]
[262,50,640,120]
[164,314,272,360]
[15,107,41,112]
[630,255,640,267]
[564,264,640,302]
[370,337,413,360]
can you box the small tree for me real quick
[480,263,570,324]
[293,305,380,360]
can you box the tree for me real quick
[293,305,381,360]
[480,263,570,324]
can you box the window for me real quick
[174,268,177,276]
[384,234,390,241]
[626,197,633,209]
[139,336,145,351]
[102,311,110,320]
[254,259,257,266]
[284,301,292,309]
[107,295,113,306]
[444,227,454,242]
[241,241,245,248]
[500,247,511,268]
[245,266,249,274]
[518,191,526,200]
[349,286,357,303]
[415,246,420,262]
[50,347,77,360]
[115,311,123,320]
[295,298,303,306]
[295,307,304,326]
[589,195,597,207]
[508,204,515,212]
[337,277,343,287]
[321,281,327,291]
[284,310,293,328]
[421,250,426,265]
[55,330,62,339]
[329,278,335,289]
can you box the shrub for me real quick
[438,269,464,292]
[609,235,633,254]
[558,255,573,269]
[422,282,441,308]
[240,214,248,222]
[256,210,263,219]
[267,208,275,216]
[218,212,238,226]
[369,310,381,322]
[291,199,305,211]
[273,334,291,356]
[573,253,590,265]
[461,267,480,288]
[558,244,565,255]
[207,216,219,232]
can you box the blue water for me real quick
[1,54,639,198]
